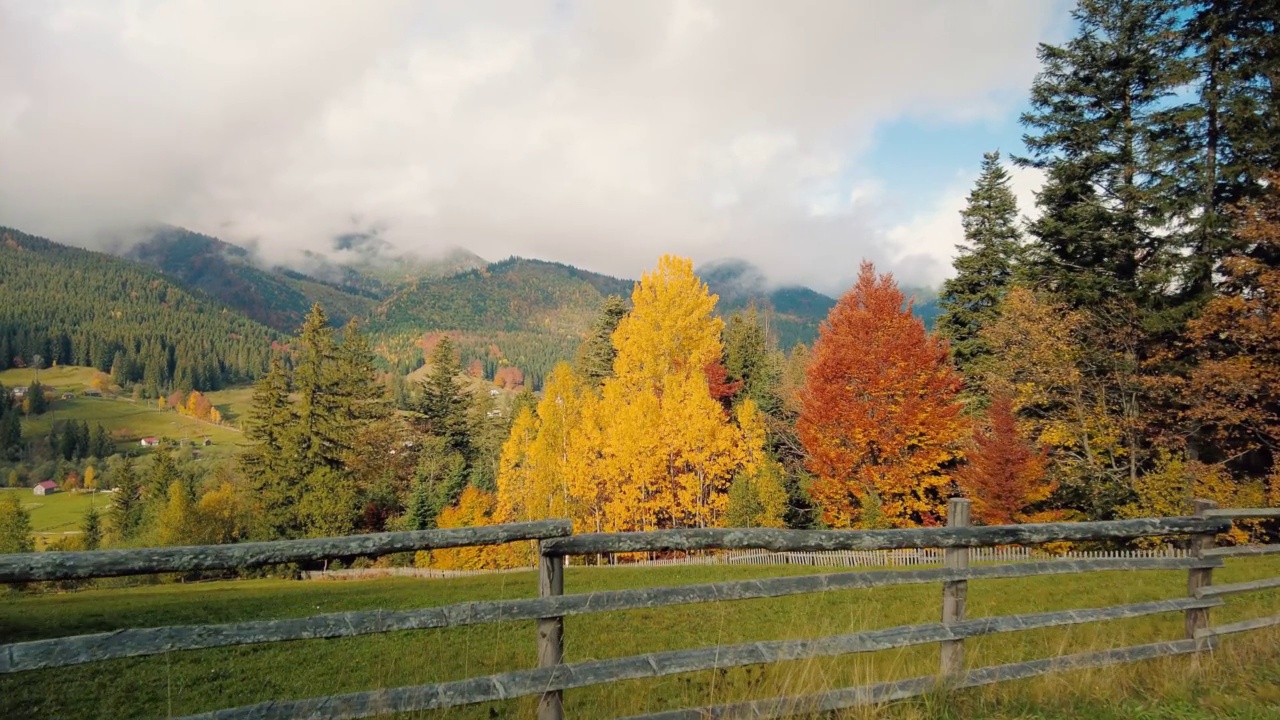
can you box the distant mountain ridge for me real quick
[23,223,939,390]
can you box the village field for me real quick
[2,557,1279,719]
[1,366,248,460]
[0,488,112,549]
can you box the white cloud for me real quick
[0,0,1067,290]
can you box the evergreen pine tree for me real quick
[293,304,345,473]
[109,456,143,542]
[1170,0,1280,305]
[81,507,102,550]
[335,319,391,425]
[724,305,783,415]
[91,423,113,458]
[417,337,473,457]
[241,355,303,538]
[0,492,33,553]
[936,151,1024,378]
[25,381,47,414]
[1018,0,1186,319]
[574,295,628,385]
[407,477,433,531]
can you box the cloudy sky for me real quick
[0,1,1068,293]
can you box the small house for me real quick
[140,437,160,448]
[488,389,501,397]
[83,390,102,397]
[61,393,74,400]
[33,480,58,496]
[11,387,25,398]
[202,438,212,447]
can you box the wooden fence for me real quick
[1,502,1279,720]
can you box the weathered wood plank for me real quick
[175,600,1216,720]
[536,542,565,720]
[1195,614,1280,639]
[940,498,970,677]
[0,557,1218,674]
[1203,508,1280,519]
[1204,544,1280,558]
[1186,500,1217,641]
[540,517,1229,556]
[0,520,572,583]
[1196,575,1280,598]
[623,638,1208,720]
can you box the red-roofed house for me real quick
[140,437,160,447]
[33,480,58,496]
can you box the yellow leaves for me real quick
[613,255,724,393]
[427,487,520,569]
[489,255,766,535]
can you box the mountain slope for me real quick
[366,257,634,388]
[126,227,376,332]
[698,258,835,348]
[0,227,278,390]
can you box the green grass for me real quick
[2,558,1279,719]
[19,396,244,461]
[0,365,101,392]
[203,386,257,427]
[2,487,105,533]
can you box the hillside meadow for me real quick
[2,557,1278,719]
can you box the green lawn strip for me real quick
[2,558,1278,719]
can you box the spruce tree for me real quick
[109,456,143,542]
[1170,0,1280,305]
[335,319,391,424]
[0,492,33,553]
[574,295,628,385]
[417,337,472,457]
[936,151,1024,378]
[292,304,345,473]
[723,306,782,415]
[91,423,113,458]
[1018,0,1185,318]
[241,355,302,538]
[81,507,102,550]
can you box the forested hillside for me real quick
[127,227,376,331]
[0,227,277,394]
[365,257,635,388]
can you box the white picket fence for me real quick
[302,545,1189,580]
[627,546,1189,568]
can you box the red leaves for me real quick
[798,261,965,528]
[955,394,1052,525]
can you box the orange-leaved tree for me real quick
[798,261,966,528]
[1185,173,1280,497]
[955,394,1054,525]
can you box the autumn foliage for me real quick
[798,262,966,528]
[489,255,767,542]
[955,395,1054,525]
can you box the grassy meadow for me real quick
[0,487,112,549]
[1,366,248,461]
[2,557,1279,719]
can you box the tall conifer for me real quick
[936,151,1023,379]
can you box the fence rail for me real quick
[1,502,1278,720]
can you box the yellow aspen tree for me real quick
[495,406,539,523]
[612,255,724,392]
[592,255,763,531]
[525,363,586,520]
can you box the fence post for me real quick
[1186,499,1218,646]
[940,497,971,678]
[537,542,565,720]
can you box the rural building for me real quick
[140,437,160,447]
[83,390,102,397]
[202,438,212,446]
[11,387,25,398]
[61,393,74,400]
[33,480,57,496]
